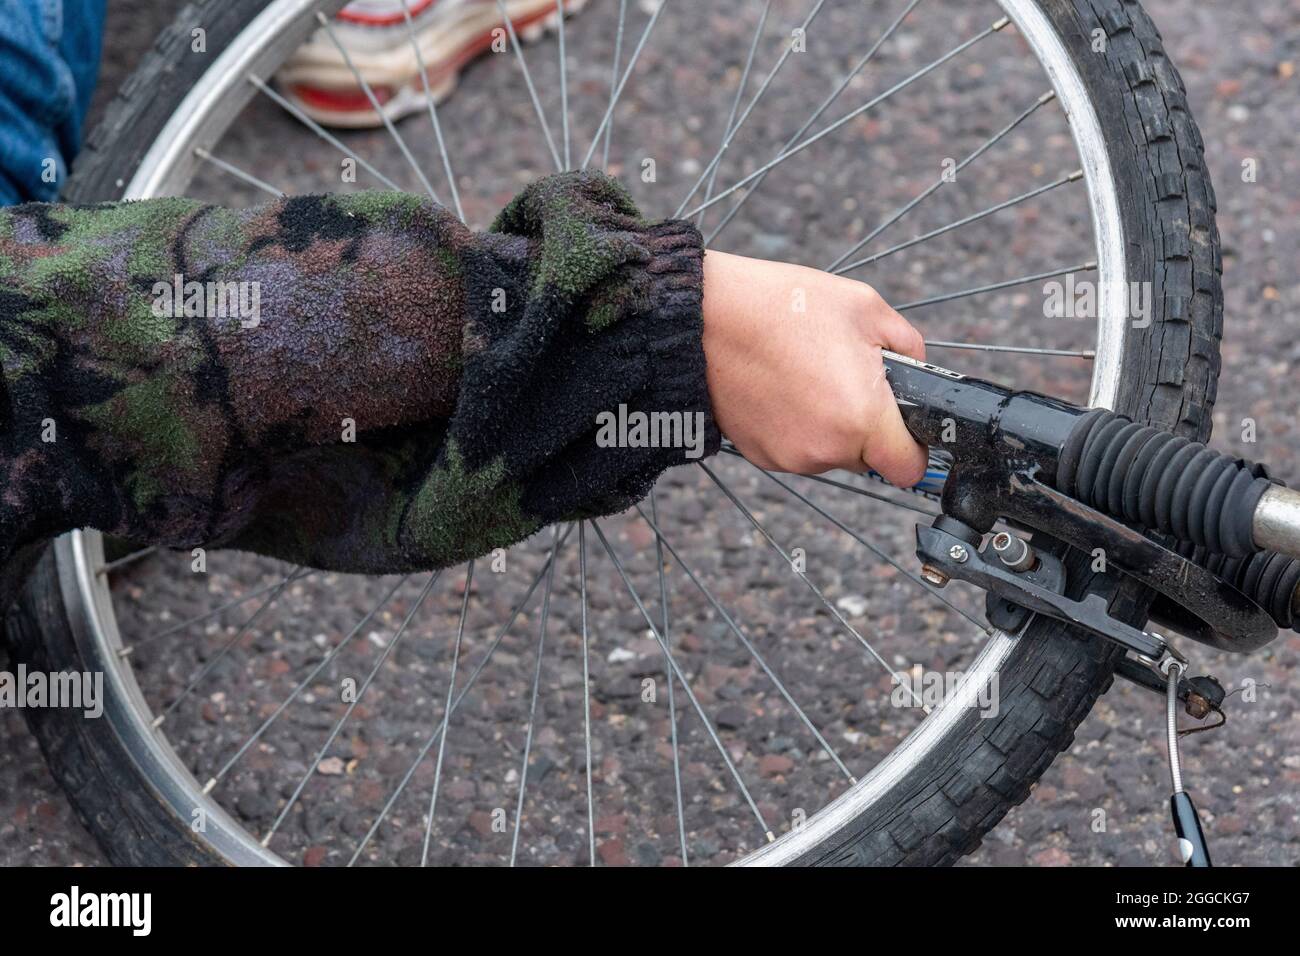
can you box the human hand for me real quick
[700,250,928,486]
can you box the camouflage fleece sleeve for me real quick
[0,171,718,575]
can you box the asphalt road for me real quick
[1,0,1297,867]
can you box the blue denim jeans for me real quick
[0,0,106,204]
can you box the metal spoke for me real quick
[202,576,408,792]
[926,340,1096,358]
[315,11,440,201]
[705,0,923,245]
[495,0,563,172]
[558,0,570,169]
[836,169,1083,274]
[600,0,628,169]
[194,147,284,198]
[634,504,857,783]
[894,260,1095,312]
[346,527,572,865]
[578,525,596,866]
[98,544,161,578]
[124,569,312,653]
[97,545,158,576]
[509,526,562,866]
[826,89,1056,273]
[696,0,772,230]
[683,17,1010,221]
[673,0,833,217]
[421,560,474,866]
[581,0,672,169]
[698,463,924,709]
[648,494,688,864]
[400,0,465,220]
[719,444,937,516]
[247,74,402,192]
[264,571,441,847]
[590,519,775,843]
[856,470,942,504]
[157,566,304,723]
[798,469,940,512]
[742,463,993,635]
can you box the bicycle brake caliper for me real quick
[881,351,1289,867]
[882,350,1285,656]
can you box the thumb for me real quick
[860,308,928,486]
[860,351,929,487]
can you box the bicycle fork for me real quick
[880,350,1300,866]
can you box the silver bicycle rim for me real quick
[52,0,1128,867]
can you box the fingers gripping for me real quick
[860,306,928,487]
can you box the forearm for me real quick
[0,172,717,572]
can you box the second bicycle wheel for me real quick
[7,0,1221,865]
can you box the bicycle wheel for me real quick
[6,0,1221,866]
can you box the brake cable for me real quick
[1163,659,1212,867]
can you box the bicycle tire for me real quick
[5,0,1221,866]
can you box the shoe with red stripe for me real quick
[277,0,582,129]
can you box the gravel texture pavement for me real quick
[1,0,1297,867]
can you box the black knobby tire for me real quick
[5,0,1221,866]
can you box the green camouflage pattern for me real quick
[0,171,714,573]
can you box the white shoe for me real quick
[276,0,584,129]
